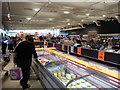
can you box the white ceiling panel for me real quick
[2,2,119,30]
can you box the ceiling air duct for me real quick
[78,23,85,28]
[93,21,101,26]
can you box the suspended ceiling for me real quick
[2,1,120,30]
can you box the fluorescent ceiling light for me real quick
[8,13,10,18]
[49,18,53,21]
[64,11,70,14]
[67,23,71,25]
[27,18,31,20]
[86,13,90,16]
[115,16,118,18]
[81,19,84,22]
[33,8,39,11]
[102,15,106,17]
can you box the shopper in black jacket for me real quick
[2,37,8,54]
[13,35,38,89]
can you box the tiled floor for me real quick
[2,53,43,89]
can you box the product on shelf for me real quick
[38,57,51,65]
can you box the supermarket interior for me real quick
[0,1,120,90]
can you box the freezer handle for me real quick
[66,73,95,87]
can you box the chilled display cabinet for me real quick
[32,48,120,89]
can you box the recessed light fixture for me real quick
[8,13,10,18]
[66,19,70,22]
[86,13,90,16]
[115,16,118,18]
[27,18,31,20]
[33,8,39,11]
[81,19,84,22]
[102,15,106,17]
[49,18,53,21]
[64,11,70,14]
[67,23,71,25]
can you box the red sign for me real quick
[98,51,105,61]
[62,45,64,50]
[35,32,38,35]
[77,48,81,55]
[20,31,23,34]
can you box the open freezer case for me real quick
[32,48,120,89]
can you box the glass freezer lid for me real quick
[36,49,120,89]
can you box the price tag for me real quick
[98,51,105,61]
[62,45,64,50]
[77,47,81,55]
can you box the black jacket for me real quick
[14,41,38,67]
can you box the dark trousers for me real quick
[2,44,7,54]
[20,66,30,87]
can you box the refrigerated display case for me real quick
[32,48,120,89]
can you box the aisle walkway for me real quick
[2,53,43,89]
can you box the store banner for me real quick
[70,46,74,53]
[98,51,105,61]
[77,48,81,55]
[62,45,64,50]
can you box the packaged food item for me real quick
[85,82,92,87]
[80,79,86,83]
[66,74,71,79]
[57,71,61,77]
[51,71,54,74]
[71,73,76,79]
[75,80,81,85]
[80,83,87,88]
[90,86,96,88]
[53,71,58,77]
[61,70,65,76]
